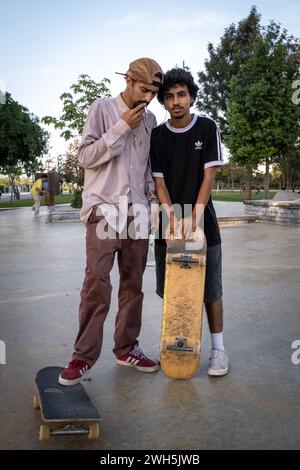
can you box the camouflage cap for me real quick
[116,57,163,88]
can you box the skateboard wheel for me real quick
[33,395,40,409]
[88,423,100,440]
[39,424,50,441]
[166,254,173,264]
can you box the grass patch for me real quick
[0,194,74,208]
[212,190,276,202]
[0,190,277,207]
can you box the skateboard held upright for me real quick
[34,366,101,441]
[160,230,206,379]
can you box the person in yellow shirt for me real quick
[30,176,47,218]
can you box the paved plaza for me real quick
[0,204,299,450]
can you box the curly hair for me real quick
[157,68,199,106]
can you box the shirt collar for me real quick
[165,114,198,133]
[116,93,130,113]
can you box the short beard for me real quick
[172,113,185,120]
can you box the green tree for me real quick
[274,147,300,191]
[42,74,112,208]
[56,140,85,208]
[196,6,261,134]
[63,140,84,186]
[215,162,246,190]
[225,37,299,199]
[42,74,111,140]
[0,93,49,201]
[196,6,300,198]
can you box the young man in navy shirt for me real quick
[150,68,229,376]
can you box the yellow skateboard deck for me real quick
[160,233,206,379]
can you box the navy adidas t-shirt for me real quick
[150,114,223,247]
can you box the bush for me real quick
[71,189,83,208]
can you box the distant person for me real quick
[30,176,47,218]
[59,57,163,386]
[0,189,2,199]
[14,187,20,200]
[150,68,229,376]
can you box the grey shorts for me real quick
[155,243,223,304]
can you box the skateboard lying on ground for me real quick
[34,366,101,441]
[160,231,206,379]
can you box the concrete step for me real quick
[218,216,259,226]
[50,210,80,222]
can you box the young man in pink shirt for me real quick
[59,58,163,386]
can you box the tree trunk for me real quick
[244,168,252,200]
[9,175,15,203]
[291,180,296,192]
[264,157,270,199]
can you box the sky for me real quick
[1,0,299,163]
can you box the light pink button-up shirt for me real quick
[77,94,158,233]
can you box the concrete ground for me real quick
[0,205,299,450]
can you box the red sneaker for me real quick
[116,346,159,373]
[58,359,90,386]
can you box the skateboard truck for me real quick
[172,253,200,269]
[166,337,194,352]
[50,425,89,436]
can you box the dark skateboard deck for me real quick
[34,366,101,440]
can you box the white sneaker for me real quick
[208,349,229,376]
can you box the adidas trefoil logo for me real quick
[194,140,203,150]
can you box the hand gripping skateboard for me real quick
[160,230,206,379]
[34,367,101,441]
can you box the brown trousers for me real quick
[72,208,149,367]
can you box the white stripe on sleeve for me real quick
[216,127,223,162]
[204,161,224,170]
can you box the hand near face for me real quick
[122,103,146,129]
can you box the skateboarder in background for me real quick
[59,58,163,386]
[30,175,47,218]
[150,68,229,376]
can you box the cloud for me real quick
[104,11,230,34]
[160,12,230,32]
[104,14,148,29]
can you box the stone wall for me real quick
[50,210,80,222]
[243,200,300,226]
